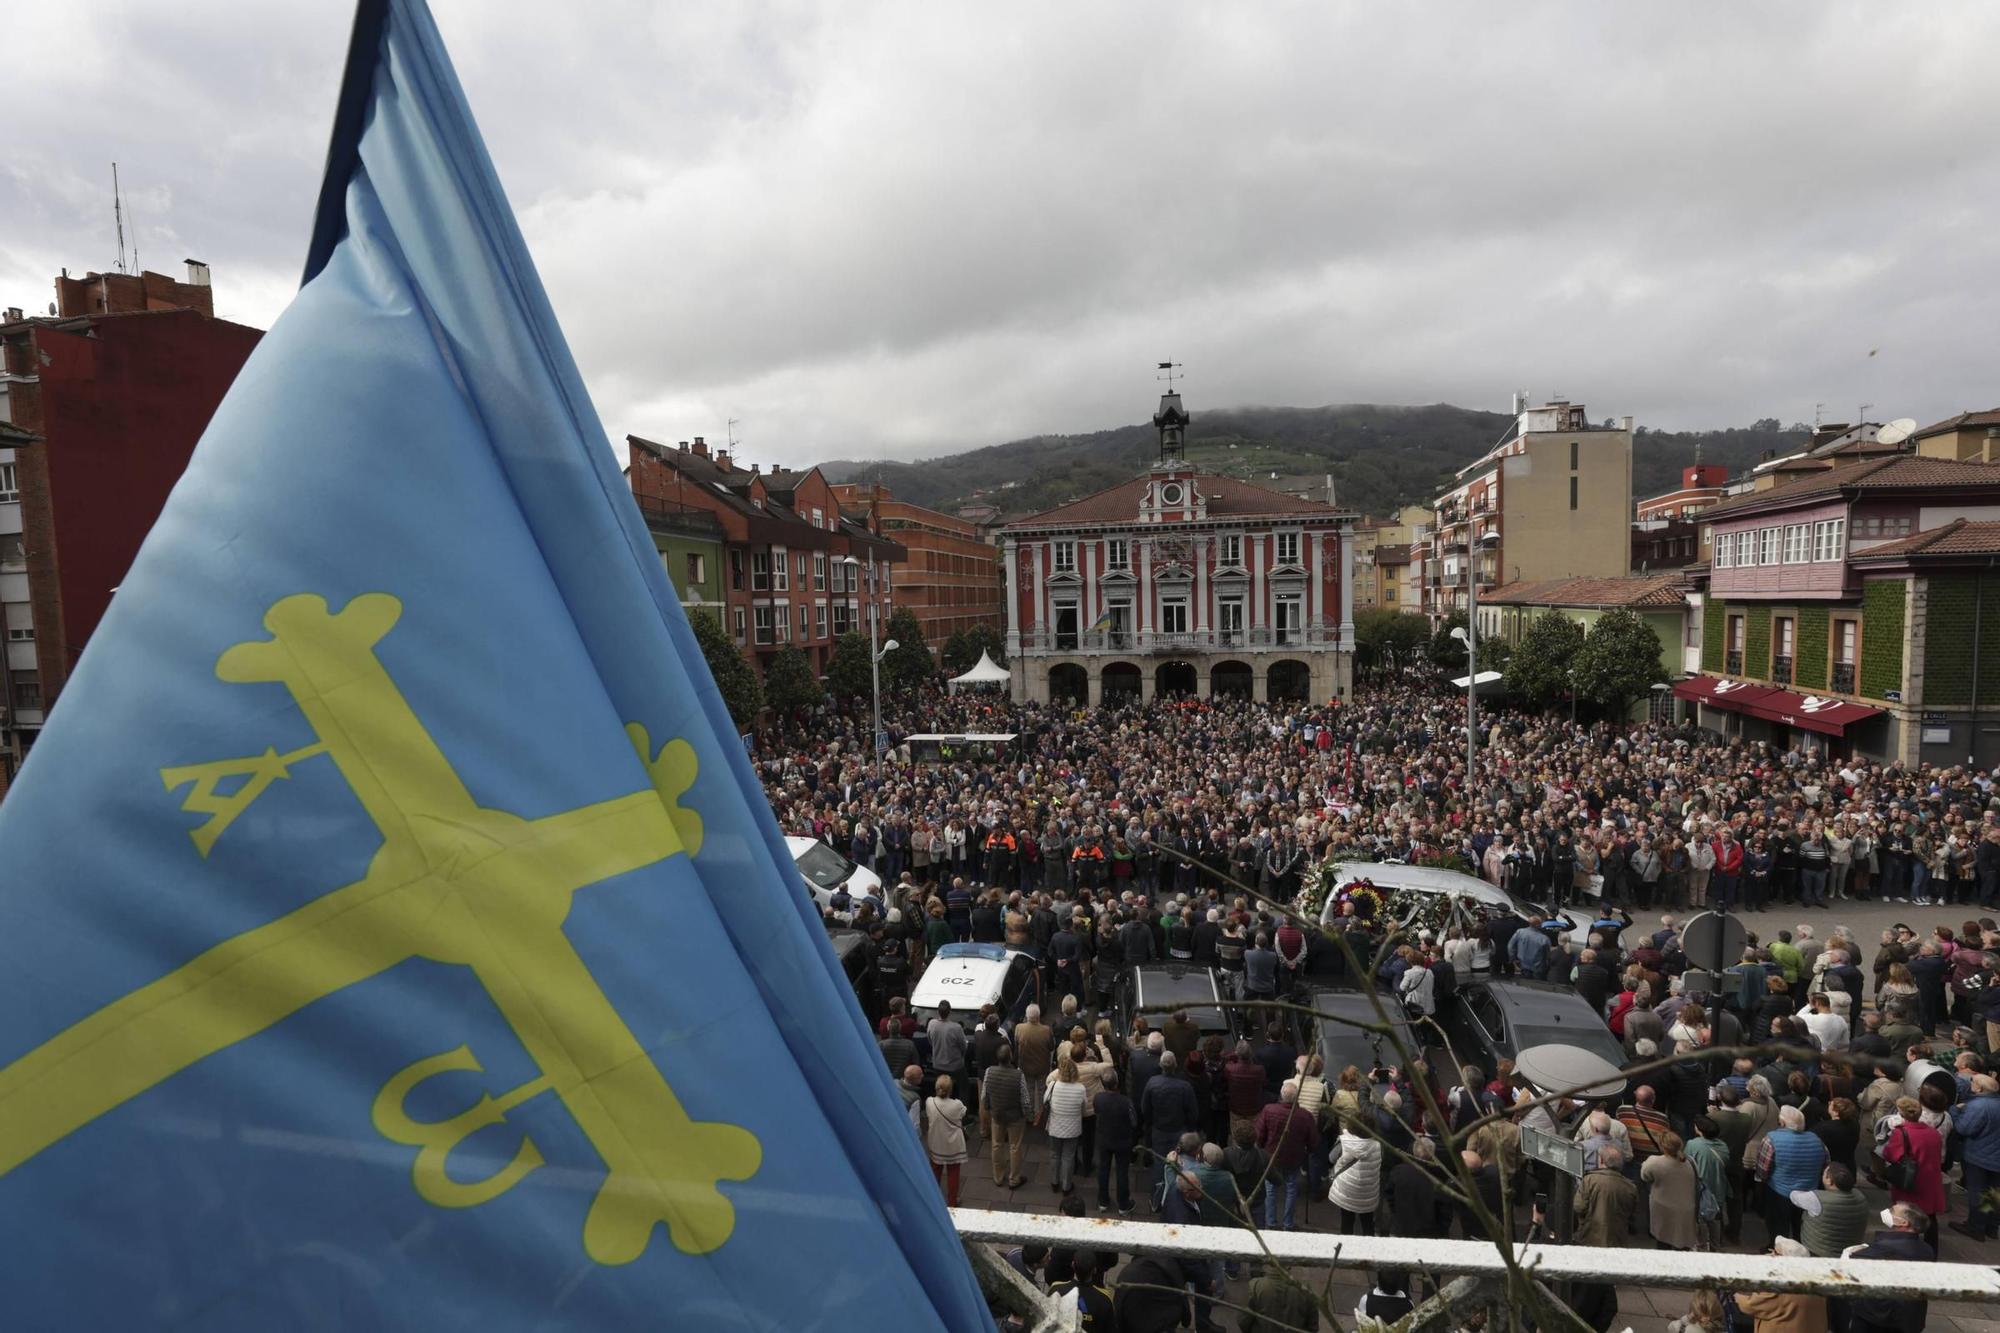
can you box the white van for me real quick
[786,835,885,912]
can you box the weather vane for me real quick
[1156,360,1183,391]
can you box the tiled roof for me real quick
[1482,573,1689,610]
[1914,409,2000,439]
[1850,518,2000,560]
[1004,472,1349,529]
[1702,456,2000,520]
[1375,547,1412,566]
[0,421,41,444]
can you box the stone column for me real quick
[1308,531,1322,629]
[1338,523,1356,652]
[1003,538,1021,657]
[1140,671,1156,704]
[1087,668,1102,708]
[1194,536,1208,633]
[1252,667,1269,703]
[1032,542,1046,636]
[1138,542,1152,638]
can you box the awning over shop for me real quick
[1670,676,1783,712]
[1737,689,1884,736]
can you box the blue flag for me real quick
[0,2,990,1327]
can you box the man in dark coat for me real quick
[1384,1142,1447,1237]
[1113,1254,1191,1333]
[1837,1203,1934,1333]
[1139,1052,1201,1212]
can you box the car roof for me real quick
[1325,860,1513,903]
[1131,965,1228,1030]
[909,944,1028,1008]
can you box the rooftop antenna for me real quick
[726,417,741,450]
[1813,402,1825,427]
[1858,403,1873,427]
[112,162,128,273]
[1156,360,1183,391]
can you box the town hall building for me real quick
[1004,387,1358,705]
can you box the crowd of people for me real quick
[754,678,2000,1331]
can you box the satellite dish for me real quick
[1878,418,1918,445]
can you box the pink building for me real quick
[1003,389,1357,705]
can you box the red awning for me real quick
[1670,676,1784,712]
[1737,689,1884,736]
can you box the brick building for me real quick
[1683,455,2000,765]
[1003,388,1357,705]
[625,435,904,678]
[1,265,262,785]
[829,482,1002,641]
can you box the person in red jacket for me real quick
[1710,828,1744,914]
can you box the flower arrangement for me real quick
[1298,863,1385,924]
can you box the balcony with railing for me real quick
[1831,660,1856,694]
[1725,650,1744,675]
[1019,625,1341,656]
[1771,654,1792,685]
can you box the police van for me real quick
[909,942,1041,1031]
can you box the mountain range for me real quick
[819,404,1811,522]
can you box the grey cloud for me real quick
[9,2,1999,471]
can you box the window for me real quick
[1685,615,1701,648]
[0,461,15,502]
[796,553,807,585]
[1160,598,1189,635]
[12,672,40,711]
[733,607,746,642]
[1773,616,1795,683]
[1570,440,1579,471]
[751,551,770,591]
[1053,540,1075,573]
[1832,618,1859,693]
[810,507,823,528]
[772,548,789,592]
[731,550,744,590]
[1569,476,1578,510]
[1783,524,1809,563]
[1275,532,1301,566]
[1275,595,1304,644]
[684,552,706,591]
[4,603,31,642]
[1854,515,1913,540]
[813,553,826,591]
[1813,518,1845,562]
[1219,534,1242,567]
[833,604,851,636]
[1107,539,1129,571]
[753,607,774,645]
[1726,614,1745,675]
[1218,600,1246,643]
[1757,527,1778,566]
[775,604,791,643]
[816,602,828,637]
[0,533,21,567]
[1714,534,1732,570]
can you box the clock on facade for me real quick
[1160,482,1184,506]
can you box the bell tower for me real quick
[1153,360,1189,463]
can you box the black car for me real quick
[1439,978,1625,1083]
[1117,963,1237,1042]
[1299,987,1427,1081]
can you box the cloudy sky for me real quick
[8,3,1999,469]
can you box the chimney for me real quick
[677,440,689,451]
[2,307,21,324]
[750,463,760,475]
[715,449,730,470]
[184,259,211,287]
[691,436,708,458]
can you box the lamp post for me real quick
[1449,532,1499,788]
[843,556,896,763]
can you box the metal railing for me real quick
[1018,626,1340,655]
[1725,650,1744,675]
[1772,653,1793,684]
[954,1209,2000,1331]
[1831,660,1857,694]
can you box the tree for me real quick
[963,622,1008,667]
[1572,608,1667,719]
[826,632,874,701]
[1506,611,1587,707]
[763,643,822,714]
[1428,609,1509,676]
[1354,608,1429,674]
[939,630,975,676]
[686,609,762,729]
[880,607,935,692]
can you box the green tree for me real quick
[963,622,1008,667]
[1428,609,1510,676]
[939,630,975,676]
[763,643,822,714]
[1354,608,1429,674]
[1506,611,1587,706]
[686,609,762,729]
[881,607,935,692]
[827,632,874,701]
[1572,608,1667,718]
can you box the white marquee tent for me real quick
[948,650,1011,694]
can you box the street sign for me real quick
[1679,911,1748,977]
[1520,1123,1584,1180]
[874,729,890,755]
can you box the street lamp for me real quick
[1450,625,1474,785]
[843,556,889,761]
[1451,532,1500,787]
